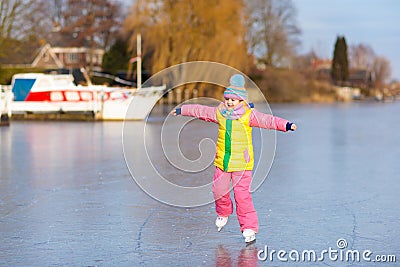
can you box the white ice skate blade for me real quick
[244,235,256,244]
[245,238,256,246]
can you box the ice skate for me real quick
[215,216,228,232]
[242,229,256,245]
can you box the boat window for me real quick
[80,92,93,101]
[50,92,64,101]
[65,91,80,101]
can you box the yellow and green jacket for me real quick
[178,103,289,172]
[215,106,254,172]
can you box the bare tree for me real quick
[348,44,392,86]
[372,56,391,88]
[349,43,375,69]
[246,0,300,68]
[58,0,122,50]
[0,0,50,57]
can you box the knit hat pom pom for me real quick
[230,74,245,88]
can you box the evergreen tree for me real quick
[331,38,340,82]
[331,36,349,83]
[340,36,349,81]
[102,38,129,74]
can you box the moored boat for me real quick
[8,73,165,120]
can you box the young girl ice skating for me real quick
[172,74,296,244]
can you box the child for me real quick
[172,74,296,244]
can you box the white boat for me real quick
[0,84,12,126]
[8,73,165,120]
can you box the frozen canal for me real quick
[0,103,399,266]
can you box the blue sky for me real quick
[120,0,400,81]
[295,0,400,81]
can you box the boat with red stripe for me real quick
[10,73,165,120]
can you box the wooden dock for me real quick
[10,111,99,121]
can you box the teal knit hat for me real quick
[224,74,248,101]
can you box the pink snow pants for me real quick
[212,167,259,232]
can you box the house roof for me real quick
[31,44,64,68]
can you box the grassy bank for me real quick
[250,67,337,103]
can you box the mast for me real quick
[137,34,142,90]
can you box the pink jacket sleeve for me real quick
[249,109,289,131]
[181,104,218,123]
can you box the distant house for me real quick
[311,58,332,81]
[347,69,373,89]
[0,43,104,71]
[309,58,373,88]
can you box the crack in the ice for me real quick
[343,204,358,251]
[135,209,156,266]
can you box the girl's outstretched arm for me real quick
[171,104,218,123]
[250,109,296,131]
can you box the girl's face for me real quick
[224,98,241,109]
